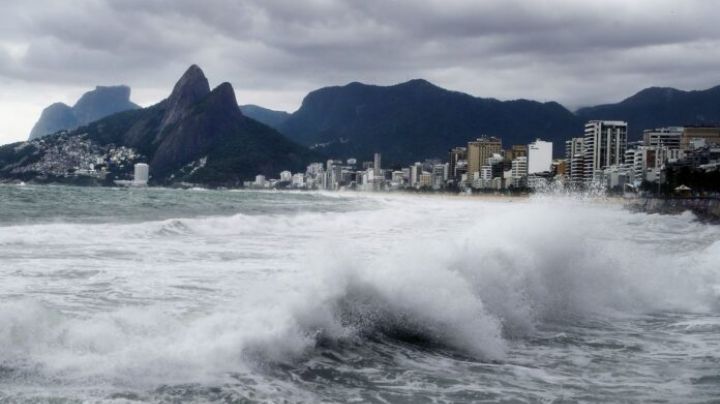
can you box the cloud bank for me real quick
[1,0,719,143]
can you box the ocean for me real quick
[1,185,719,403]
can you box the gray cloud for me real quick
[1,0,720,143]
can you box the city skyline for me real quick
[245,119,718,196]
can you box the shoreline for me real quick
[4,181,718,222]
[625,197,720,223]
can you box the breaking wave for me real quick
[1,193,720,393]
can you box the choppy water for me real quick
[1,185,719,403]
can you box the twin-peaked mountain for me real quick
[4,65,317,185]
[81,65,317,183]
[29,86,140,140]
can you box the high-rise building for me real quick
[625,148,644,183]
[329,165,342,190]
[448,147,467,180]
[582,120,628,184]
[565,137,585,184]
[643,127,683,149]
[505,145,527,162]
[373,153,382,176]
[432,163,449,182]
[419,173,433,188]
[487,153,508,180]
[480,165,493,181]
[626,145,676,184]
[467,136,502,178]
[511,156,528,187]
[410,162,423,186]
[527,139,553,174]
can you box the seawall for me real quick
[626,197,720,223]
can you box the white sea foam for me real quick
[1,193,719,397]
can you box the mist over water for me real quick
[1,185,719,402]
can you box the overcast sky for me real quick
[1,0,719,144]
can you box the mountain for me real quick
[13,72,720,184]
[240,105,291,129]
[2,65,318,186]
[278,79,582,164]
[577,85,720,138]
[29,85,140,140]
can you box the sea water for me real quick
[1,185,719,402]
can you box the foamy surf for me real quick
[1,186,719,402]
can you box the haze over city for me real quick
[2,0,720,144]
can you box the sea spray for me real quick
[1,187,720,401]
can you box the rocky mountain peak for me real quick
[205,82,242,116]
[72,85,137,125]
[161,64,211,129]
[74,85,132,108]
[29,86,139,140]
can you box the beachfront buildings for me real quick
[625,126,720,192]
[528,139,553,175]
[467,136,502,179]
[681,126,720,149]
[511,156,528,188]
[246,117,719,195]
[448,146,467,184]
[566,137,585,185]
[643,127,683,149]
[582,121,628,184]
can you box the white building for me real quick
[418,173,433,188]
[133,163,149,185]
[583,120,628,184]
[625,145,681,185]
[391,171,406,187]
[511,156,528,187]
[480,165,493,181]
[254,175,266,187]
[373,153,382,176]
[328,165,342,190]
[410,162,423,186]
[432,163,449,181]
[291,173,305,188]
[279,170,292,182]
[306,163,324,176]
[625,148,644,184]
[527,139,553,174]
